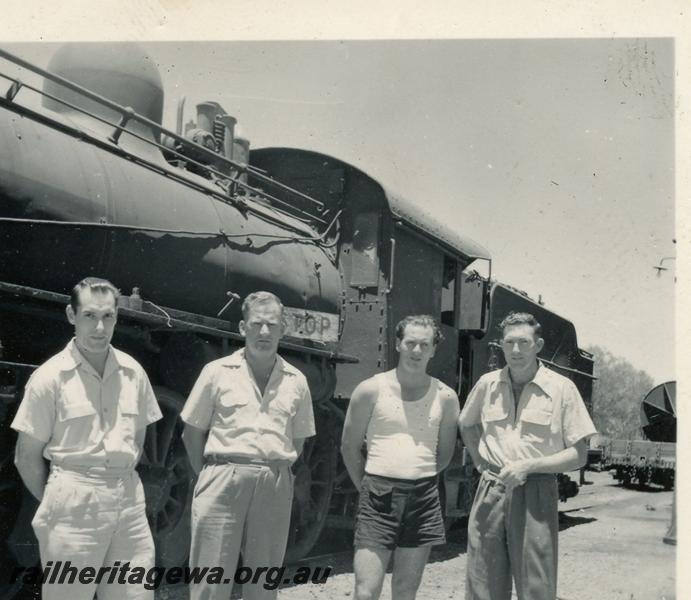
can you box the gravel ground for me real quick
[157,471,675,600]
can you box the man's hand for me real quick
[475,461,490,474]
[498,460,532,492]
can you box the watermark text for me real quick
[11,561,332,591]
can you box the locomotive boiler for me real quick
[0,43,595,596]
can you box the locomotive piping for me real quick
[0,216,339,247]
[0,48,325,218]
[0,80,327,230]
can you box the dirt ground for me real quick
[157,470,675,600]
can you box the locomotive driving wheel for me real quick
[285,410,338,562]
[138,387,194,568]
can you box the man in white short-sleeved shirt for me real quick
[181,291,315,600]
[11,277,162,600]
[459,311,596,600]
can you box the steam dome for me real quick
[43,42,164,125]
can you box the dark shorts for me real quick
[354,472,446,550]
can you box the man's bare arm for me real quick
[529,438,588,473]
[14,433,48,501]
[181,424,208,475]
[499,439,588,491]
[340,379,377,490]
[458,379,489,472]
[135,425,149,465]
[294,437,306,457]
[437,390,460,472]
[460,423,489,472]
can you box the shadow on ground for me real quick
[558,512,597,531]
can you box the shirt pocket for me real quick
[57,380,97,422]
[55,388,98,452]
[273,393,298,416]
[216,392,249,428]
[120,386,140,416]
[57,401,97,422]
[481,407,509,426]
[267,392,298,431]
[519,408,553,443]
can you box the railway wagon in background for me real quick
[603,381,676,490]
[0,43,594,596]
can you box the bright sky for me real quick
[2,38,675,383]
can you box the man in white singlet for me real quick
[341,315,460,600]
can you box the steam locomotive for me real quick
[0,43,595,595]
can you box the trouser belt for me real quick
[50,462,136,479]
[205,454,290,468]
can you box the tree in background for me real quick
[586,345,654,440]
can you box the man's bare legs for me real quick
[354,547,391,600]
[354,545,432,600]
[391,547,432,600]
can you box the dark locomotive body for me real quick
[0,44,594,595]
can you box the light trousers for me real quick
[32,465,156,600]
[465,470,559,600]
[189,461,294,600]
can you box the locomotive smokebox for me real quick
[42,42,164,139]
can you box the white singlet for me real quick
[364,372,444,480]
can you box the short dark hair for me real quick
[70,277,120,311]
[241,291,284,320]
[498,312,542,338]
[395,315,442,346]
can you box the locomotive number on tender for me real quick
[283,308,339,343]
